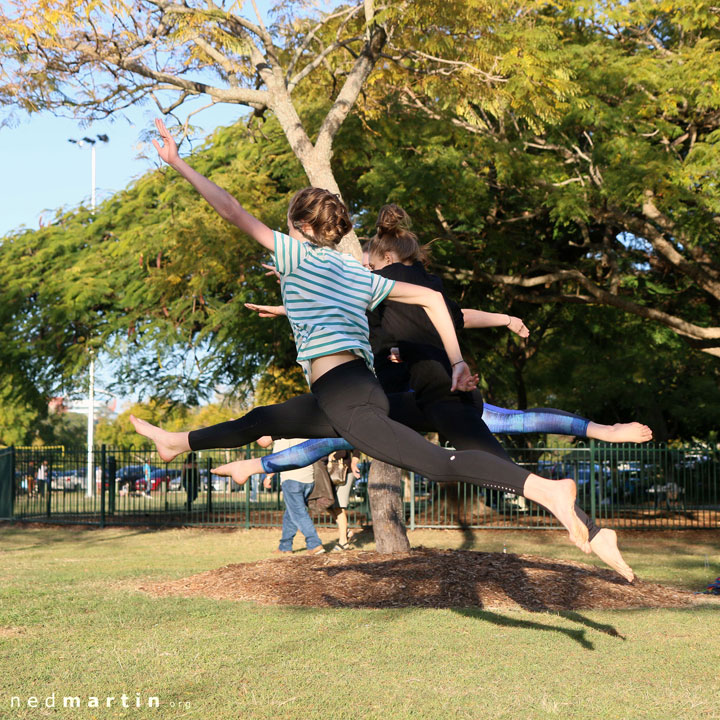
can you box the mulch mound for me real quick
[141,548,718,611]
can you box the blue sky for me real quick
[1,0,345,236]
[0,103,248,237]
[0,0,291,237]
[0,0,301,407]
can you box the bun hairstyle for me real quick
[288,187,352,248]
[368,203,429,265]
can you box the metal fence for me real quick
[1,442,718,531]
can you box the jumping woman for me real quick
[210,205,646,580]
[132,118,591,554]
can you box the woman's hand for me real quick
[245,302,287,318]
[454,369,479,392]
[351,456,362,479]
[450,361,477,392]
[262,263,281,284]
[507,316,529,338]
[151,118,180,165]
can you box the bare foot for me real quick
[211,459,263,487]
[525,476,590,552]
[553,480,591,551]
[590,529,635,582]
[256,435,273,448]
[129,415,190,462]
[588,422,653,444]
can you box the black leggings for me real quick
[381,356,600,541]
[192,361,530,494]
[312,361,530,492]
[190,393,338,449]
[189,361,598,538]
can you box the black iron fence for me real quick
[1,442,718,531]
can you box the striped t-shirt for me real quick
[273,230,395,385]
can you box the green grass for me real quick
[1,524,719,719]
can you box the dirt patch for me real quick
[0,626,28,638]
[141,548,717,611]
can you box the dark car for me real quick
[115,464,157,492]
[148,468,181,491]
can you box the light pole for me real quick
[69,134,109,497]
[68,134,109,213]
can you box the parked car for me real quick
[51,469,83,492]
[675,453,710,470]
[115,464,158,492]
[199,469,231,493]
[148,468,181,492]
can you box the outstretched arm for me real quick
[245,302,287,318]
[387,281,471,391]
[462,309,529,338]
[152,118,273,250]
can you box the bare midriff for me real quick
[310,351,360,384]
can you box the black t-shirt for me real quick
[368,262,464,350]
[367,262,465,392]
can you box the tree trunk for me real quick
[367,460,411,553]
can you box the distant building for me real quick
[49,396,118,421]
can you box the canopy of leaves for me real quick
[0,115,310,406]
[1,0,719,444]
[370,0,720,356]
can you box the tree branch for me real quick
[190,35,246,80]
[285,3,363,81]
[485,268,720,345]
[314,20,387,159]
[598,196,720,301]
[288,38,362,93]
[399,86,490,135]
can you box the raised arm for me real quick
[462,309,529,338]
[152,118,274,250]
[387,281,471,391]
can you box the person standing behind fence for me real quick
[272,438,325,555]
[36,460,48,497]
[26,460,35,497]
[182,452,199,510]
[328,449,362,552]
[142,460,152,498]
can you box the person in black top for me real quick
[359,204,650,580]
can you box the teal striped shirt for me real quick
[273,231,395,385]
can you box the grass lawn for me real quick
[1,523,719,719]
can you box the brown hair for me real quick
[287,187,352,248]
[368,203,429,264]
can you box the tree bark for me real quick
[367,460,411,553]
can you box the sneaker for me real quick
[273,548,292,555]
[307,545,326,555]
[330,542,350,553]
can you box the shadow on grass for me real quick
[452,608,597,650]
[0,523,160,551]
[557,611,625,639]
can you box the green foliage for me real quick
[94,398,248,450]
[0,117,305,404]
[0,377,44,447]
[1,0,719,443]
